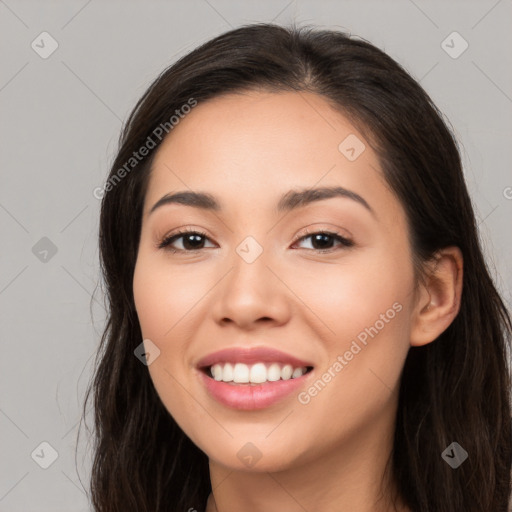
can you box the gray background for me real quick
[1,1,511,510]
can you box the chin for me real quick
[204,437,305,473]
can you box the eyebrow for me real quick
[148,186,375,217]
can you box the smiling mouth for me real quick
[200,362,314,385]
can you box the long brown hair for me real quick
[80,22,512,511]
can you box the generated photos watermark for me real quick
[298,301,403,405]
[93,98,198,200]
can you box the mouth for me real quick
[197,362,315,410]
[199,362,314,385]
[195,346,316,410]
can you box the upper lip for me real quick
[196,346,314,369]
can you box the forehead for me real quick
[153,90,368,165]
[144,90,400,223]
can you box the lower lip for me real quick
[197,369,313,410]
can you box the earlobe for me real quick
[410,246,463,347]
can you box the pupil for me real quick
[184,234,204,250]
[312,234,332,249]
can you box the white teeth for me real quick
[208,362,309,383]
[292,367,305,378]
[223,362,234,381]
[267,363,281,382]
[249,363,267,383]
[281,364,293,380]
[212,364,223,381]
[233,363,249,383]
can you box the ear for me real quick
[410,246,463,347]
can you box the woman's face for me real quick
[133,90,418,472]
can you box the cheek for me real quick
[132,255,215,416]
[132,259,197,434]
[287,249,413,408]
[288,248,413,345]
[133,254,211,341]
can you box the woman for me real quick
[82,22,512,511]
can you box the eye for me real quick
[157,228,215,253]
[157,227,354,254]
[292,229,354,253]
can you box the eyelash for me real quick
[157,227,354,254]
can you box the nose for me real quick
[211,247,291,330]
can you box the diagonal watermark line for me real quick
[163,266,234,337]
[368,367,392,393]
[61,416,82,440]
[61,470,87,495]
[265,266,336,335]
[61,421,80,441]
[61,61,123,122]
[0,62,29,93]
[211,468,235,492]
[0,265,28,295]
[419,61,439,83]
[0,202,30,233]
[472,61,512,105]
[0,0,29,28]
[61,403,93,440]
[271,0,295,22]
[266,472,310,511]
[163,367,234,438]
[60,265,106,311]
[61,0,93,29]
[297,91,337,131]
[477,204,499,226]
[407,0,439,28]
[0,408,29,438]
[0,472,29,502]
[471,0,502,29]
[202,0,234,28]
[265,409,294,438]
[60,205,89,233]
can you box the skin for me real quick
[132,90,463,512]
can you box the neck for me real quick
[205,396,409,512]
